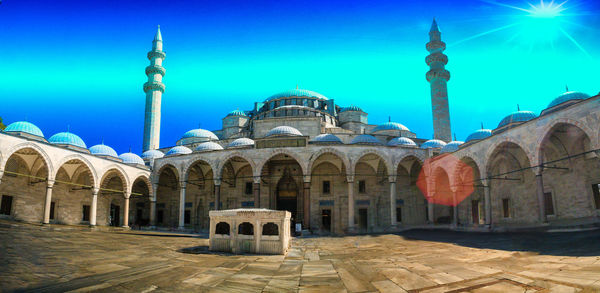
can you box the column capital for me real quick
[124,191,131,199]
[47,179,55,188]
[253,176,261,184]
[388,175,397,183]
[346,175,354,183]
[533,166,544,176]
[179,181,187,189]
[92,187,99,195]
[214,178,222,186]
[303,175,311,183]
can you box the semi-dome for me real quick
[340,105,363,112]
[387,137,417,147]
[227,138,255,148]
[265,89,328,102]
[119,152,145,165]
[166,146,192,156]
[195,141,224,152]
[350,134,382,145]
[497,111,537,128]
[89,144,118,158]
[310,134,343,144]
[4,121,44,137]
[547,91,590,109]
[465,129,492,142]
[420,139,447,149]
[141,149,165,160]
[226,110,247,117]
[49,132,87,148]
[265,126,303,137]
[372,122,410,133]
[441,141,464,153]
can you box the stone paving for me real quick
[1,220,600,292]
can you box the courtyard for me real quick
[1,220,600,292]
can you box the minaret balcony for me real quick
[145,65,166,77]
[143,81,166,93]
[147,50,166,60]
[426,40,446,52]
[425,53,448,66]
[426,69,450,82]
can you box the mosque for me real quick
[0,20,598,235]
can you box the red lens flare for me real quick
[416,154,474,206]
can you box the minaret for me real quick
[426,18,451,142]
[142,26,166,151]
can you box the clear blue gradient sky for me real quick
[1,0,598,153]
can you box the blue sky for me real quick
[1,0,598,153]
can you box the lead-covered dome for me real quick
[542,90,591,115]
[310,134,343,144]
[441,141,464,153]
[265,89,328,102]
[166,146,192,156]
[466,129,492,142]
[195,141,224,152]
[420,139,447,149]
[49,132,87,148]
[497,111,537,128]
[141,149,165,160]
[119,152,145,165]
[266,126,303,137]
[350,134,382,145]
[340,105,363,112]
[226,110,247,117]
[372,122,410,132]
[178,128,219,145]
[89,144,118,158]
[4,121,44,137]
[227,138,255,148]
[387,137,417,147]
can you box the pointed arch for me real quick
[98,165,130,193]
[183,158,215,182]
[307,147,350,177]
[352,148,392,177]
[215,151,254,179]
[130,173,153,197]
[256,150,306,177]
[534,118,595,165]
[2,142,54,179]
[484,138,534,175]
[53,154,98,189]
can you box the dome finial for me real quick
[454,133,457,141]
[67,124,70,133]
[565,84,569,92]
[481,122,484,129]
[101,137,104,145]
[296,84,298,89]
[517,104,520,111]
[129,146,132,153]
[388,116,391,122]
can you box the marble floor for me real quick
[1,220,600,292]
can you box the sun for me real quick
[528,0,566,18]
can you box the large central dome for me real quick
[264,89,328,102]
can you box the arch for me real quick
[98,165,130,193]
[53,154,98,188]
[2,142,54,179]
[394,152,427,171]
[215,222,230,235]
[307,148,350,177]
[156,163,180,183]
[352,149,392,177]
[216,151,255,179]
[238,222,254,235]
[130,173,153,197]
[453,155,483,184]
[484,138,534,175]
[154,161,183,182]
[534,118,595,165]
[256,150,306,177]
[182,158,215,182]
[262,222,279,235]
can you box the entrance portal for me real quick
[276,168,298,233]
[358,208,368,233]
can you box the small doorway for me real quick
[276,168,298,233]
[110,204,120,227]
[0,195,13,215]
[50,202,56,220]
[471,200,481,224]
[321,209,331,233]
[358,208,368,233]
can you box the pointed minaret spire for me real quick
[426,18,451,142]
[143,26,166,151]
[430,18,440,33]
[154,25,162,41]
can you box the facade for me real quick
[0,21,599,235]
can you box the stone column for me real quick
[303,176,311,230]
[90,188,99,226]
[535,172,547,223]
[253,176,261,208]
[254,220,261,254]
[150,183,158,226]
[389,176,397,228]
[347,176,355,232]
[123,192,130,228]
[214,179,221,210]
[43,180,55,224]
[0,170,4,185]
[427,195,435,224]
[452,192,458,226]
[178,181,187,229]
[483,179,492,226]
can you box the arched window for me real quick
[262,222,279,235]
[238,222,254,235]
[215,222,230,235]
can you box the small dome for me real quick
[182,129,218,140]
[310,134,343,144]
[441,141,464,153]
[166,146,192,156]
[466,129,492,142]
[387,137,417,147]
[547,91,590,109]
[4,121,44,137]
[266,126,303,137]
[372,122,410,133]
[497,111,537,128]
[265,89,328,102]
[350,134,382,145]
[119,152,145,165]
[340,105,363,112]
[420,139,447,149]
[227,138,255,148]
[195,141,224,152]
[226,110,247,117]
[89,144,118,158]
[141,149,165,160]
[49,132,86,148]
